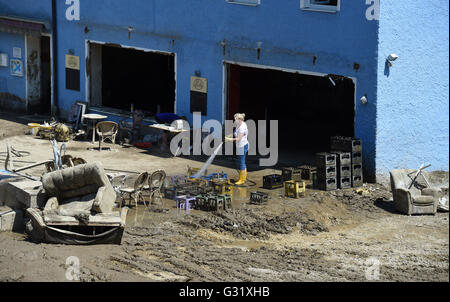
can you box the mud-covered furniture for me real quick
[26,162,128,244]
[144,170,166,205]
[119,172,149,208]
[390,169,439,215]
[96,121,118,151]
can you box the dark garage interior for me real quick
[101,45,175,114]
[227,64,355,166]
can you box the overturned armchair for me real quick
[26,162,128,244]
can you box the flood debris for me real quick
[390,167,440,215]
[26,162,128,244]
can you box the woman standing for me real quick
[226,113,249,185]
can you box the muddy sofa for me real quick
[390,169,439,215]
[26,162,128,244]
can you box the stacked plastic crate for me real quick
[330,136,363,188]
[315,152,338,191]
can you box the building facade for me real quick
[0,0,448,182]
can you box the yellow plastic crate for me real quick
[284,180,306,198]
[211,179,233,196]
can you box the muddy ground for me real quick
[0,114,448,282]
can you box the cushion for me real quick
[413,195,434,205]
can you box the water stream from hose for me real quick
[192,142,223,178]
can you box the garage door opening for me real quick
[89,43,175,114]
[226,63,355,166]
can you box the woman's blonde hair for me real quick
[234,113,246,121]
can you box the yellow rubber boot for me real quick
[235,170,245,185]
[235,169,247,185]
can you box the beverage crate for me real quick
[316,177,337,191]
[263,174,283,190]
[282,167,302,182]
[284,180,306,198]
[194,194,210,210]
[316,152,337,169]
[352,164,363,176]
[170,175,187,186]
[317,165,337,179]
[201,172,228,181]
[187,166,208,178]
[250,191,269,204]
[352,175,363,188]
[333,151,352,166]
[175,195,197,211]
[211,179,233,196]
[338,165,352,178]
[194,194,232,211]
[338,177,352,189]
[163,187,177,200]
[198,186,215,194]
[351,151,362,164]
[299,165,317,182]
[208,195,224,211]
[187,177,209,186]
[330,136,362,153]
[220,194,232,210]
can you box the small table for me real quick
[82,114,107,144]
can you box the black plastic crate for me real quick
[263,174,283,189]
[351,151,362,164]
[250,191,269,204]
[352,175,363,188]
[333,151,352,166]
[338,164,352,178]
[317,165,337,178]
[316,152,337,169]
[330,136,362,153]
[164,187,177,200]
[316,177,337,191]
[282,167,302,182]
[352,164,363,176]
[299,165,317,181]
[339,177,352,189]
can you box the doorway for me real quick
[226,63,355,166]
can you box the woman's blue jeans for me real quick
[237,143,249,170]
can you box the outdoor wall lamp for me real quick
[221,39,226,56]
[195,70,201,77]
[360,95,368,105]
[128,26,134,39]
[257,41,262,60]
[386,53,399,67]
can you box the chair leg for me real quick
[134,194,138,209]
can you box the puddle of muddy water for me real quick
[221,239,267,252]
[123,186,255,227]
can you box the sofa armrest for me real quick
[93,185,117,213]
[393,188,413,214]
[26,208,46,229]
[43,196,59,212]
[394,188,412,202]
[421,188,440,200]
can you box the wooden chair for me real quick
[96,121,118,151]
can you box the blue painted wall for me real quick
[52,0,379,178]
[0,32,26,109]
[0,0,52,111]
[0,0,52,23]
[376,0,449,177]
[0,0,52,25]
